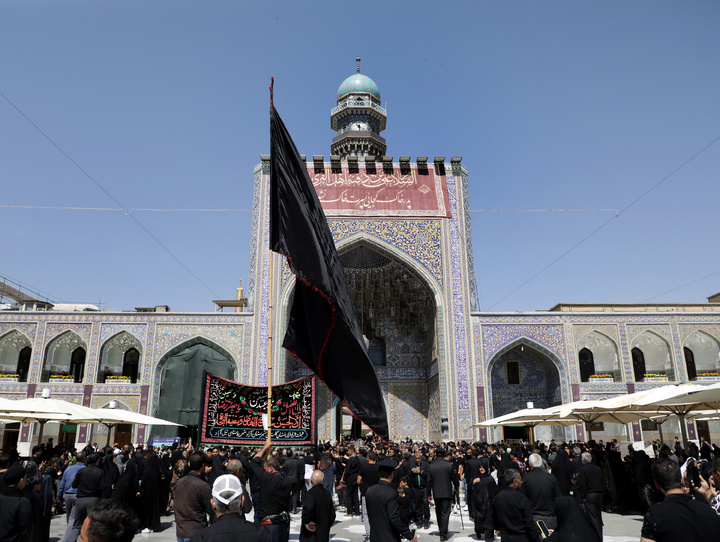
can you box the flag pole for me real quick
[267,77,275,445]
[267,250,275,443]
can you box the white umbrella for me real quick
[0,396,111,443]
[629,383,718,447]
[94,406,183,446]
[473,408,557,427]
[474,407,578,443]
[650,381,720,410]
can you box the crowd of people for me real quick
[1,433,720,542]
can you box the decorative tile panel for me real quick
[328,219,443,285]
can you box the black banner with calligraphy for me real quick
[198,372,315,445]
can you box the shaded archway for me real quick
[42,331,87,382]
[151,337,237,441]
[631,331,674,380]
[97,332,142,383]
[280,236,442,440]
[576,330,621,382]
[683,331,720,379]
[0,331,32,382]
[487,339,566,442]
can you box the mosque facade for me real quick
[2,69,720,453]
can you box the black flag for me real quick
[269,103,389,441]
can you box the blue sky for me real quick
[2,1,719,312]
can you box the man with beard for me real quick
[409,450,430,530]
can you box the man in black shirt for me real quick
[283,449,301,514]
[463,450,482,518]
[69,453,106,542]
[492,469,542,542]
[357,452,380,541]
[299,470,335,542]
[579,452,605,538]
[641,459,720,542]
[190,474,270,542]
[520,453,561,529]
[342,445,361,517]
[249,440,292,542]
[427,448,454,541]
[0,466,32,542]
[409,450,430,529]
[366,459,417,542]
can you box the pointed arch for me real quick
[631,330,674,380]
[98,331,143,383]
[486,337,569,420]
[277,233,444,440]
[42,330,87,382]
[150,336,238,440]
[683,330,720,378]
[336,233,444,303]
[575,329,621,381]
[0,330,32,382]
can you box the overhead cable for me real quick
[0,90,220,298]
[487,133,720,310]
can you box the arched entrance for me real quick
[487,340,565,443]
[334,400,364,440]
[151,338,237,442]
[283,239,440,440]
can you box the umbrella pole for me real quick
[657,420,664,445]
[678,414,690,450]
[105,423,116,447]
[36,420,46,447]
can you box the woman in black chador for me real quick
[551,447,573,495]
[111,455,140,514]
[139,453,165,533]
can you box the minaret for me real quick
[330,57,387,160]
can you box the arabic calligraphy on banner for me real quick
[199,372,315,445]
[309,164,451,217]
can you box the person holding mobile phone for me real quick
[640,459,720,542]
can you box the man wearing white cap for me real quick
[190,474,271,542]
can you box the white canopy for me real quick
[0,396,183,445]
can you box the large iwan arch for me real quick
[276,233,447,440]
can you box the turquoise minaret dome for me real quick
[330,57,387,160]
[337,73,381,101]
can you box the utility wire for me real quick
[642,269,720,302]
[0,205,253,212]
[1,90,220,298]
[487,133,720,310]
[2,204,720,213]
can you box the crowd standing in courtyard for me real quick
[1,433,720,541]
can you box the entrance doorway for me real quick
[489,342,564,442]
[114,424,133,447]
[696,420,711,443]
[2,423,20,453]
[152,339,235,441]
[335,403,363,440]
[58,424,77,450]
[503,425,530,443]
